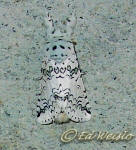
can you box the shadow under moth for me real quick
[37,13,91,124]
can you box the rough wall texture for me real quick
[0,0,136,149]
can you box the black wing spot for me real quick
[68,47,71,49]
[46,48,49,51]
[52,29,55,34]
[52,45,57,50]
[66,18,71,22]
[86,109,91,114]
[60,45,65,49]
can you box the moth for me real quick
[37,13,91,124]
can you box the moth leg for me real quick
[66,12,76,37]
[44,13,54,34]
[37,98,54,125]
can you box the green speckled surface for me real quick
[0,0,136,149]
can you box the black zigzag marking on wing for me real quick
[36,98,53,117]
[56,76,64,78]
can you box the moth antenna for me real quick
[66,12,77,37]
[45,12,65,38]
[44,12,54,36]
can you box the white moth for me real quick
[37,13,91,124]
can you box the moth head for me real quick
[44,12,77,63]
[44,12,76,41]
